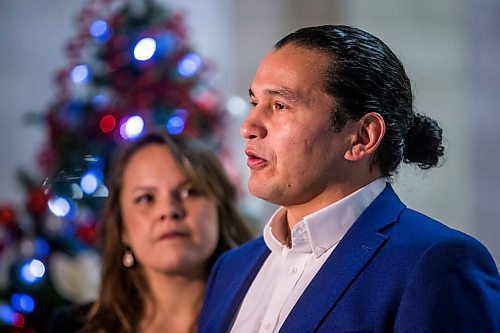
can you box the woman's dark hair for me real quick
[275,25,444,177]
[81,131,253,333]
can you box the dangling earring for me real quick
[123,248,135,268]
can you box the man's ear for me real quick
[344,112,385,161]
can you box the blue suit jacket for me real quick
[199,185,500,332]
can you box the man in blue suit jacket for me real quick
[199,25,500,332]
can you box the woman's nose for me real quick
[159,201,186,222]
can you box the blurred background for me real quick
[0,0,499,331]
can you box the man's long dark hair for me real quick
[275,25,444,177]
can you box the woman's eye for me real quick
[134,194,154,204]
[179,187,200,199]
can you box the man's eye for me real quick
[134,194,154,204]
[274,102,285,110]
[250,100,257,107]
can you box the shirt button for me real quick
[289,266,298,274]
[264,322,273,330]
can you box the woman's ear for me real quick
[121,230,130,246]
[344,112,385,161]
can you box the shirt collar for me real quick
[263,178,387,258]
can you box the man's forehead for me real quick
[257,46,329,79]
[249,86,305,104]
[249,86,296,97]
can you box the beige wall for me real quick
[342,0,499,264]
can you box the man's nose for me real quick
[240,108,267,139]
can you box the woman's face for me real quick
[120,143,219,277]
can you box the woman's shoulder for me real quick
[46,303,93,333]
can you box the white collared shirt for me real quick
[230,178,387,333]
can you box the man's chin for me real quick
[248,180,271,200]
[247,181,284,206]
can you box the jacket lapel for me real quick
[279,184,406,333]
[212,238,271,332]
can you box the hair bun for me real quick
[403,113,445,169]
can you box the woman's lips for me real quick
[158,231,189,241]
[245,149,268,169]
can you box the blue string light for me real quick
[177,53,201,77]
[156,32,176,56]
[90,94,110,108]
[80,168,103,195]
[173,108,188,120]
[70,64,90,84]
[0,304,15,324]
[20,259,45,284]
[85,155,105,170]
[34,237,50,258]
[10,294,35,314]
[90,20,111,44]
[166,115,185,135]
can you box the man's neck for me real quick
[284,176,381,231]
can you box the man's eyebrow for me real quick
[248,87,301,103]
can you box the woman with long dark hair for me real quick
[48,131,253,333]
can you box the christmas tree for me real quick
[0,0,230,331]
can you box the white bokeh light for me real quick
[134,37,157,61]
[80,171,99,195]
[120,115,145,139]
[48,197,71,217]
[226,96,249,117]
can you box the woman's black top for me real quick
[46,303,91,333]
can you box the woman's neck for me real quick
[140,270,206,333]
